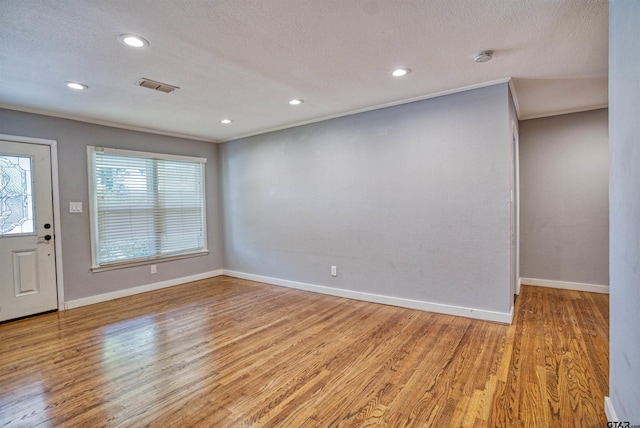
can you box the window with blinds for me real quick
[88,146,207,270]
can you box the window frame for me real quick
[87,146,208,272]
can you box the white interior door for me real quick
[0,140,57,322]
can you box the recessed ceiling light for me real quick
[392,68,411,77]
[474,51,493,63]
[65,81,88,90]
[289,99,304,105]
[118,34,149,48]
[220,119,233,124]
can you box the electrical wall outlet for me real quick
[150,264,157,274]
[331,265,337,277]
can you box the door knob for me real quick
[37,234,53,244]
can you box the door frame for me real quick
[511,122,521,296]
[0,134,64,310]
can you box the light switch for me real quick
[69,202,83,213]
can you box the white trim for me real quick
[2,80,512,145]
[223,270,513,324]
[520,277,609,294]
[87,146,98,271]
[95,146,207,163]
[507,78,522,118]
[0,134,65,310]
[519,104,609,121]
[0,104,220,143]
[512,123,521,296]
[64,269,223,309]
[1,84,606,143]
[90,250,210,273]
[604,396,619,422]
[222,78,513,142]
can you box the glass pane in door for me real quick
[0,154,35,236]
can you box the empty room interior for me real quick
[1,1,638,426]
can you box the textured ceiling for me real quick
[0,0,608,143]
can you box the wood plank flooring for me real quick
[0,277,609,427]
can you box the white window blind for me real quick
[88,147,207,269]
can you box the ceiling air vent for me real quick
[137,78,179,94]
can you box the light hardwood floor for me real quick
[0,277,609,427]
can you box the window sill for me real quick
[90,250,209,273]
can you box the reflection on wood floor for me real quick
[0,277,609,427]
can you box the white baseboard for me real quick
[223,270,513,324]
[604,396,619,422]
[520,277,609,294]
[64,269,224,310]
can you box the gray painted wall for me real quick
[519,109,609,286]
[221,84,514,315]
[0,109,223,301]
[609,0,640,422]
